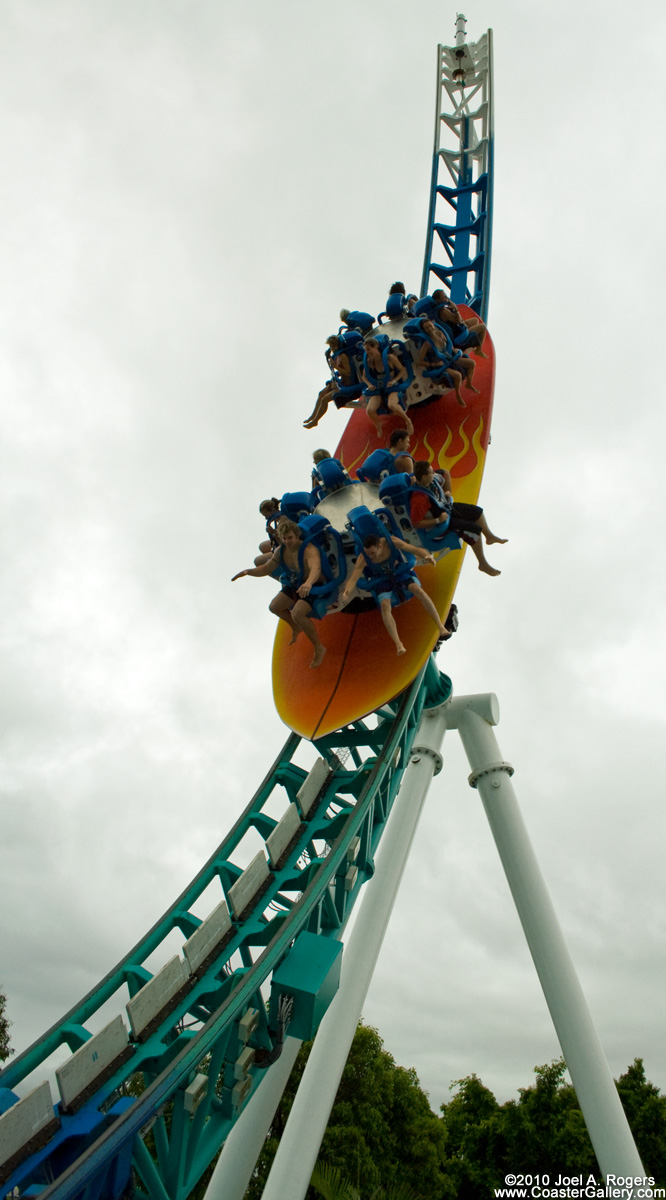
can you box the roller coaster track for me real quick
[0,665,451,1200]
[1,19,494,1200]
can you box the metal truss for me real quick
[0,663,452,1200]
[421,20,494,322]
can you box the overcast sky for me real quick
[2,0,666,1123]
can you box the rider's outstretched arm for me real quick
[232,551,279,582]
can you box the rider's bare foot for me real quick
[468,384,481,394]
[310,645,326,668]
[289,629,300,645]
[486,533,508,545]
[456,395,467,407]
[478,562,501,576]
[396,643,407,656]
[475,349,489,358]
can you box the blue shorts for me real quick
[376,573,420,606]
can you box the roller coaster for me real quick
[0,17,650,1200]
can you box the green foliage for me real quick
[438,1073,507,1197]
[246,1023,452,1200]
[616,1059,666,1181]
[310,1161,424,1200]
[0,990,12,1063]
[310,1160,425,1200]
[440,1060,599,1195]
[221,1031,666,1200]
[441,1057,666,1195]
[311,1161,359,1200]
[501,1060,598,1176]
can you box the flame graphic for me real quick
[438,415,484,478]
[422,426,455,466]
[434,426,454,463]
[343,437,370,476]
[440,418,470,471]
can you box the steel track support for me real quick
[202,1036,302,1200]
[445,693,645,1179]
[260,700,449,1200]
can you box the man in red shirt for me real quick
[409,461,507,576]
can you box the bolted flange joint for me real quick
[410,745,444,776]
[468,760,514,789]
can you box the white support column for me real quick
[445,693,645,1179]
[261,703,449,1200]
[204,1037,302,1200]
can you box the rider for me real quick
[420,319,480,399]
[431,288,488,357]
[232,518,327,668]
[388,427,414,474]
[303,335,360,429]
[361,338,413,438]
[410,461,507,576]
[255,497,282,566]
[341,534,446,655]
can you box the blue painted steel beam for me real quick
[421,31,494,323]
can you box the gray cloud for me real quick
[1,0,665,1123]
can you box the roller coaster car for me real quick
[273,305,495,740]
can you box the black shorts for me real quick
[281,585,312,611]
[454,327,482,351]
[449,502,482,543]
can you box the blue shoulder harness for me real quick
[346,505,417,608]
[296,513,346,619]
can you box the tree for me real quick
[246,1023,453,1199]
[441,1057,666,1194]
[616,1059,666,1181]
[500,1060,597,1176]
[205,1035,666,1200]
[310,1161,423,1199]
[438,1073,507,1198]
[0,989,12,1063]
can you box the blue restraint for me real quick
[356,448,396,484]
[362,335,412,413]
[311,457,350,502]
[329,331,364,401]
[296,513,346,619]
[340,310,375,335]
[280,491,314,522]
[410,295,439,320]
[377,292,411,322]
[402,318,460,386]
[264,511,283,548]
[378,473,461,555]
[346,505,417,608]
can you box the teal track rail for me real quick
[0,663,452,1200]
